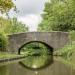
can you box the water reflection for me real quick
[19,55,53,70]
[0,57,75,75]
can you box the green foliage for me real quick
[38,0,75,31]
[0,17,28,34]
[69,31,75,41]
[0,31,8,51]
[5,18,28,34]
[20,42,50,56]
[55,41,75,67]
[56,43,74,59]
[0,0,14,13]
[0,17,11,32]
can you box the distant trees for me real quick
[0,17,28,34]
[5,18,28,34]
[38,0,75,32]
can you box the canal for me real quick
[0,42,75,75]
[0,56,75,75]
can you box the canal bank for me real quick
[0,52,28,64]
[0,55,26,62]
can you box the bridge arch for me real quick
[18,41,53,55]
[8,32,69,53]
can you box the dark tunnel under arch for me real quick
[18,41,53,55]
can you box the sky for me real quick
[8,0,47,31]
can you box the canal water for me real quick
[0,56,75,75]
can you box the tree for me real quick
[0,17,28,51]
[7,18,28,34]
[38,0,75,32]
[0,31,8,51]
[0,0,14,13]
[0,17,28,34]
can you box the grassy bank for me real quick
[0,52,23,59]
[54,42,75,69]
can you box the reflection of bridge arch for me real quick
[8,32,69,53]
[18,41,53,54]
[19,55,53,70]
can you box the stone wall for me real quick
[7,32,69,54]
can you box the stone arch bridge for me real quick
[7,32,69,54]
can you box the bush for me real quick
[0,31,8,51]
[69,31,75,41]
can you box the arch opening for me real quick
[18,41,53,55]
[18,41,53,69]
